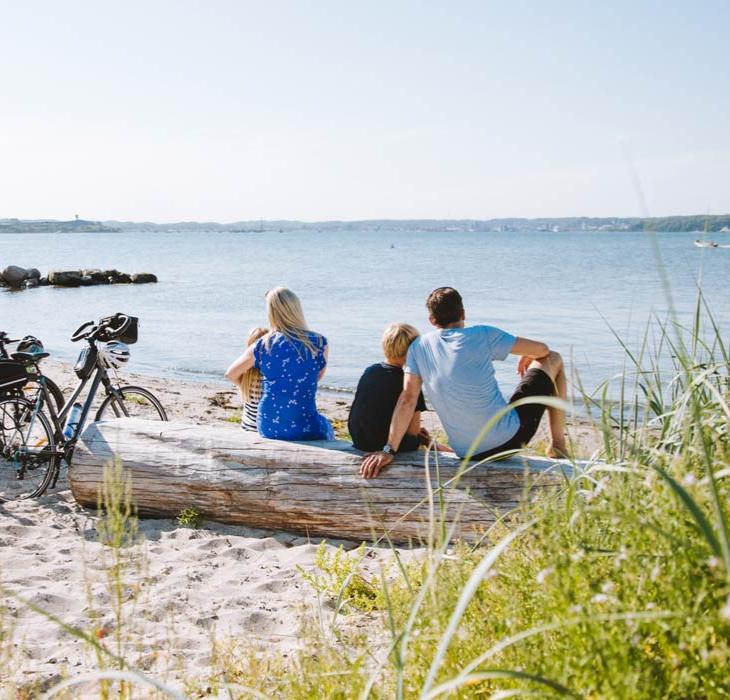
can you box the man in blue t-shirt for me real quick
[360,286,567,478]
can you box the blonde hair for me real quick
[264,287,322,357]
[381,323,419,360]
[240,326,268,402]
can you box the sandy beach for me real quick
[0,359,600,693]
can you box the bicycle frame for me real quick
[31,352,126,466]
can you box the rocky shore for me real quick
[0,265,157,290]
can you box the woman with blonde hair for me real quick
[225,287,334,441]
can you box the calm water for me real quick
[1,229,729,397]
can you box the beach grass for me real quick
[189,291,730,698]
[1,292,728,698]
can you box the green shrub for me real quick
[177,506,202,529]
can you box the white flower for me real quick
[707,557,720,570]
[646,601,655,610]
[682,473,697,487]
[601,581,616,594]
[650,564,661,581]
[536,566,554,585]
[591,593,610,604]
[614,547,627,567]
[570,550,584,563]
[720,597,730,622]
[568,604,583,614]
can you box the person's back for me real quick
[406,326,519,456]
[254,330,331,440]
[348,362,426,452]
[348,323,427,452]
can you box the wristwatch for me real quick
[382,444,395,456]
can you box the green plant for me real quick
[222,409,242,423]
[177,506,202,529]
[330,417,352,441]
[298,542,384,613]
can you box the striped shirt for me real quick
[241,382,262,432]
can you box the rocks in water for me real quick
[83,269,110,284]
[131,273,157,284]
[2,265,31,288]
[2,266,157,290]
[48,270,82,287]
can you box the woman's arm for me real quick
[225,346,255,385]
[318,344,329,382]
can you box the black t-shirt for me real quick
[348,362,427,453]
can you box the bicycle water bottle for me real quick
[63,403,83,440]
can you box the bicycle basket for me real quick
[0,360,29,392]
[74,345,98,379]
[100,314,139,345]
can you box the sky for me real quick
[1,0,728,222]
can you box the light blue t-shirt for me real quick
[404,325,519,458]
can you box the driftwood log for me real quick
[70,418,571,544]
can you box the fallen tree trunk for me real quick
[70,418,570,544]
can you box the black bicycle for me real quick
[0,331,65,412]
[0,313,167,501]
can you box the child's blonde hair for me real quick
[240,326,268,401]
[381,323,420,360]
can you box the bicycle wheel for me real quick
[0,397,57,501]
[95,385,168,422]
[23,375,65,413]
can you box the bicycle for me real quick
[0,331,65,412]
[0,313,168,501]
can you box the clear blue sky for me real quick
[1,1,728,221]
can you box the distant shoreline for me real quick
[2,214,730,234]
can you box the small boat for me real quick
[694,239,719,248]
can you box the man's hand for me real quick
[418,427,432,446]
[360,451,394,479]
[517,355,533,377]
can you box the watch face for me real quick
[383,445,394,455]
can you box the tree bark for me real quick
[70,418,569,544]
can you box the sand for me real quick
[0,359,600,693]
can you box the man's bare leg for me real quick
[528,351,568,457]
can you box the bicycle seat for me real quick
[11,351,50,363]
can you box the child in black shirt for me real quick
[348,323,429,453]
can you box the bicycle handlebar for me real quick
[70,321,96,342]
[70,313,131,343]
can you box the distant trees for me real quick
[632,215,730,232]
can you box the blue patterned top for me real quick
[253,330,334,441]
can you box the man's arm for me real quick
[511,336,550,377]
[359,372,423,479]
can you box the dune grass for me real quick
[190,293,729,698]
[0,291,728,698]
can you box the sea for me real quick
[1,228,729,400]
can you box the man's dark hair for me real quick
[426,287,464,327]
